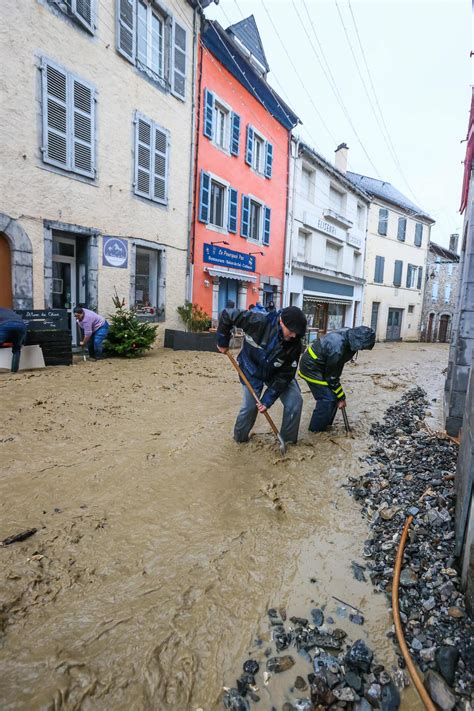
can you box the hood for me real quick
[347,326,376,351]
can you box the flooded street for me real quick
[0,342,449,710]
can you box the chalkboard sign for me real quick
[16,309,69,331]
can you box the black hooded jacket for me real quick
[298,326,375,400]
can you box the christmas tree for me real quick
[105,294,157,358]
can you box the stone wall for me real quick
[421,246,459,342]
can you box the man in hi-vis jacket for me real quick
[299,326,375,432]
[217,306,307,445]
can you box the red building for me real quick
[191,16,299,322]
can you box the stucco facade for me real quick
[285,141,369,336]
[0,0,197,339]
[421,238,460,343]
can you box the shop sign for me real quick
[16,309,69,331]
[102,237,128,268]
[203,243,255,272]
[316,219,337,237]
[347,232,362,249]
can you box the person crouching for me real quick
[73,306,109,360]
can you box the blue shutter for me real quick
[198,170,211,223]
[241,195,250,237]
[374,256,384,283]
[394,260,403,287]
[263,206,271,245]
[417,267,423,289]
[228,187,238,233]
[406,264,412,288]
[230,112,240,156]
[245,125,254,165]
[117,0,135,63]
[397,217,406,242]
[203,89,214,139]
[415,223,423,247]
[264,142,273,178]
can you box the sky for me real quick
[204,0,472,248]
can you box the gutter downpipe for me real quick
[283,134,299,308]
[185,6,199,303]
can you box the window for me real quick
[253,135,264,173]
[370,302,380,332]
[210,181,226,228]
[297,230,309,260]
[50,0,95,33]
[245,125,273,178]
[135,247,158,309]
[406,264,417,288]
[434,257,441,274]
[414,223,423,247]
[198,172,237,232]
[249,200,262,241]
[397,217,407,242]
[448,263,454,276]
[393,260,403,287]
[203,90,240,155]
[445,284,452,302]
[378,208,388,235]
[374,256,385,283]
[214,103,228,149]
[241,195,271,244]
[408,305,414,313]
[353,251,361,276]
[432,282,439,300]
[41,58,96,178]
[325,242,340,270]
[329,186,345,213]
[357,204,365,229]
[117,0,187,99]
[327,303,345,330]
[302,166,315,201]
[134,112,169,204]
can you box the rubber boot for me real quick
[11,351,21,373]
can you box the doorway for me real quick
[438,314,450,343]
[218,278,238,314]
[52,235,78,344]
[426,312,435,342]
[0,233,12,307]
[386,308,403,341]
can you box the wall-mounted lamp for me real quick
[252,287,258,293]
[249,250,264,256]
[211,240,229,246]
[204,279,210,287]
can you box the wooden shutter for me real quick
[245,125,254,165]
[71,0,94,32]
[228,187,238,233]
[72,77,95,177]
[393,260,403,287]
[374,255,384,283]
[198,171,211,223]
[230,112,240,156]
[241,195,250,237]
[153,125,168,204]
[134,115,152,198]
[171,20,186,99]
[203,89,214,139]
[406,264,412,288]
[42,60,69,169]
[264,142,273,178]
[415,223,423,247]
[417,267,423,289]
[117,0,135,63]
[263,206,271,245]
[397,217,406,241]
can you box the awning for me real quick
[303,295,353,306]
[205,267,257,283]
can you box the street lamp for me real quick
[211,240,229,246]
[249,250,264,256]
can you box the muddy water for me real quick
[0,342,448,710]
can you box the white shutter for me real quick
[42,60,69,169]
[117,0,136,63]
[134,114,152,198]
[171,20,187,100]
[71,77,95,177]
[71,0,94,32]
[153,125,168,204]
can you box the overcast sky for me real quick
[204,0,472,248]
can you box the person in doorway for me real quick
[73,306,109,360]
[217,306,307,445]
[267,300,276,312]
[299,326,375,432]
[0,308,27,373]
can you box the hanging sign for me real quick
[203,243,255,272]
[102,237,128,268]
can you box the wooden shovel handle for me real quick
[226,351,280,437]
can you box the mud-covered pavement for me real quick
[0,342,449,710]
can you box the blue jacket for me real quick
[217,308,303,408]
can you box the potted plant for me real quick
[165,302,215,352]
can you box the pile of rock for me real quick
[223,608,400,711]
[349,386,473,710]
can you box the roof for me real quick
[298,140,370,202]
[347,172,435,223]
[226,15,270,74]
[202,21,299,131]
[429,242,460,262]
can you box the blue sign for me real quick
[103,237,128,268]
[203,243,255,272]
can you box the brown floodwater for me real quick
[0,342,449,710]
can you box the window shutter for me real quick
[71,0,94,32]
[198,171,211,223]
[171,20,186,99]
[117,0,135,63]
[417,267,423,289]
[378,208,388,235]
[230,112,240,156]
[263,206,271,245]
[134,114,152,198]
[397,217,406,241]
[374,256,384,283]
[72,77,95,177]
[203,89,214,139]
[415,223,423,247]
[241,195,250,237]
[406,264,412,288]
[153,125,168,204]
[394,260,403,287]
[264,142,273,178]
[42,60,69,169]
[228,187,238,233]
[245,125,254,165]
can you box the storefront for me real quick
[302,296,352,335]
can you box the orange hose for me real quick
[392,515,436,711]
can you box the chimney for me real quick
[449,233,459,253]
[335,143,349,174]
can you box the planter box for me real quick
[170,330,216,352]
[164,328,178,349]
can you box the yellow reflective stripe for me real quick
[308,345,318,360]
[298,370,328,386]
[334,386,343,394]
[336,391,345,399]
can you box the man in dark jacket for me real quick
[0,308,27,373]
[299,326,375,432]
[217,306,307,444]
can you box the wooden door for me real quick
[438,315,449,343]
[386,308,403,340]
[0,233,12,307]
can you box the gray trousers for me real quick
[234,379,303,444]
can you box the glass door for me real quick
[52,237,77,344]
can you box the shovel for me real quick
[226,351,286,455]
[341,407,351,433]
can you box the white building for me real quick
[348,172,434,341]
[284,141,370,338]
[0,0,203,340]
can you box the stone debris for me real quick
[348,386,474,708]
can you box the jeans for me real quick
[234,379,303,444]
[0,321,27,372]
[307,382,339,432]
[88,322,109,359]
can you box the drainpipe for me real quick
[185,6,199,303]
[283,135,298,307]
